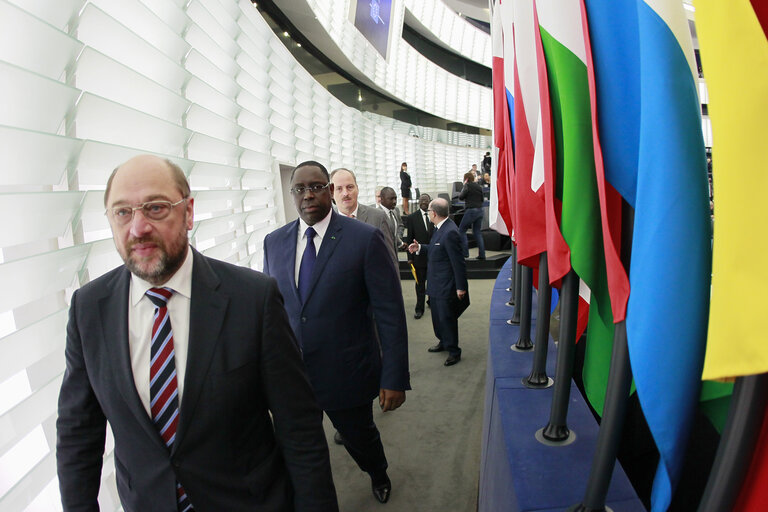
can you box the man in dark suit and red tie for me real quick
[408,197,468,366]
[263,161,410,504]
[404,193,433,319]
[56,155,337,512]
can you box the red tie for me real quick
[146,288,194,511]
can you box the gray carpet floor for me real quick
[324,249,504,512]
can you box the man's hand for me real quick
[407,240,420,254]
[457,289,466,299]
[379,389,406,412]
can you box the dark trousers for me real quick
[414,265,427,313]
[458,207,485,258]
[326,403,388,475]
[430,297,461,357]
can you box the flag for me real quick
[695,2,767,505]
[584,1,712,510]
[510,0,547,269]
[535,0,616,416]
[489,0,515,236]
[697,0,768,381]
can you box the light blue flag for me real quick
[583,1,712,510]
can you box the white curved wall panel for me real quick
[404,0,491,67]
[301,0,492,129]
[0,1,487,509]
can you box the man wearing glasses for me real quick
[263,161,410,504]
[57,154,338,511]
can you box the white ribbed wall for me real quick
[0,0,486,510]
[304,0,493,129]
[404,0,491,67]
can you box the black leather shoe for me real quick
[444,355,461,366]
[370,472,391,503]
[333,431,344,445]
[427,343,445,353]
[414,310,423,319]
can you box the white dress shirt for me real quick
[294,209,332,287]
[128,248,193,417]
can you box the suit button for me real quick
[301,317,307,323]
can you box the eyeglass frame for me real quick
[289,182,331,196]
[105,197,188,224]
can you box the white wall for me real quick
[0,1,486,510]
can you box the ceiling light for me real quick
[283,31,289,37]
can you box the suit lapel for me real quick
[174,249,228,454]
[98,268,167,451]
[281,221,301,304]
[302,212,342,307]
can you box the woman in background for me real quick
[400,162,412,214]
[458,172,486,260]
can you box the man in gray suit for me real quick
[331,168,397,266]
[379,187,406,255]
[57,155,337,511]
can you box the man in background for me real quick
[57,155,337,511]
[404,194,433,319]
[379,186,406,255]
[263,161,411,504]
[408,197,467,367]
[331,167,397,267]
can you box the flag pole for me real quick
[697,373,768,512]
[513,265,534,351]
[508,260,523,324]
[524,252,553,387]
[538,269,579,443]
[569,321,631,512]
[571,203,634,511]
[507,244,517,300]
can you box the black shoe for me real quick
[414,310,423,319]
[427,343,445,353]
[444,355,461,366]
[370,472,391,503]
[476,255,486,260]
[333,431,344,445]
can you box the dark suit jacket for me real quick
[405,208,433,269]
[421,219,468,299]
[56,248,337,512]
[356,203,397,266]
[262,211,411,411]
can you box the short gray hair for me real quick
[330,167,357,184]
[430,198,450,218]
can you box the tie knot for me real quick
[146,287,174,308]
[305,226,317,240]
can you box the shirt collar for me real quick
[131,246,193,305]
[298,208,333,240]
[338,204,358,218]
[435,217,448,230]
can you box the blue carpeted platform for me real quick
[479,257,644,512]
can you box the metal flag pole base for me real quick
[537,270,579,447]
[535,425,576,446]
[523,375,554,389]
[512,265,534,351]
[524,253,553,388]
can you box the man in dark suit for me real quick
[379,186,406,255]
[263,161,410,504]
[330,167,397,266]
[404,194,433,319]
[56,155,337,512]
[408,197,468,366]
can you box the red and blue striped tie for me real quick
[146,287,193,512]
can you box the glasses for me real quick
[290,183,330,195]
[107,198,187,225]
